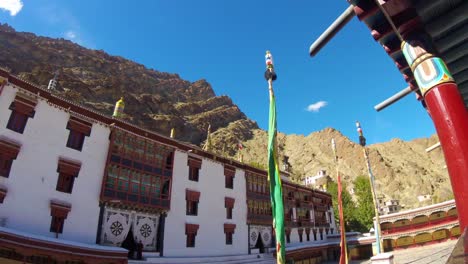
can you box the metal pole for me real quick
[425,142,441,153]
[363,148,384,253]
[309,5,356,57]
[356,122,383,254]
[374,86,413,111]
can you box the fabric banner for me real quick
[338,175,348,264]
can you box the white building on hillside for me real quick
[0,70,337,263]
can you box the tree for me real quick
[327,180,360,232]
[354,175,375,232]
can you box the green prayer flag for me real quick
[268,88,286,264]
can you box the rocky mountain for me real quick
[0,23,258,144]
[216,128,451,209]
[0,24,452,208]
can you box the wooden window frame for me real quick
[56,159,81,194]
[6,96,36,134]
[50,201,71,235]
[185,223,199,248]
[186,189,200,216]
[0,139,21,178]
[66,117,91,151]
[225,197,235,219]
[188,157,202,182]
[224,166,235,189]
[224,223,236,245]
[102,130,174,209]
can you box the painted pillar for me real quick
[402,33,468,231]
[157,212,166,256]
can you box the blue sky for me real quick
[0,0,436,144]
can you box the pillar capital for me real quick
[401,34,454,96]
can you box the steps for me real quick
[128,253,275,264]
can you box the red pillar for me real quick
[402,34,468,231]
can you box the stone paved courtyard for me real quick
[348,240,458,264]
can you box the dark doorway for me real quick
[121,227,136,259]
[254,234,265,253]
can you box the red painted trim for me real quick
[223,223,236,233]
[185,189,200,202]
[425,82,468,231]
[0,139,21,159]
[225,197,235,208]
[50,201,71,218]
[185,223,199,234]
[57,158,81,177]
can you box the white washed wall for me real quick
[165,150,248,257]
[0,84,110,244]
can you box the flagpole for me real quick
[332,139,348,264]
[355,122,384,254]
[265,50,285,264]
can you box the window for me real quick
[0,139,20,178]
[50,201,71,235]
[102,131,174,209]
[185,224,199,248]
[320,229,323,240]
[188,157,202,182]
[186,189,200,216]
[56,159,81,194]
[187,200,198,215]
[66,130,85,150]
[225,197,235,219]
[306,228,310,241]
[298,229,303,242]
[189,166,199,182]
[187,233,196,247]
[66,117,91,151]
[7,111,28,133]
[313,229,317,241]
[50,216,65,233]
[226,232,233,245]
[224,224,236,245]
[6,97,36,134]
[224,166,235,189]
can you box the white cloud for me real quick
[0,0,23,16]
[65,30,77,39]
[306,101,328,112]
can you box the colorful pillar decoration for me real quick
[265,50,285,264]
[402,34,468,231]
[113,97,125,118]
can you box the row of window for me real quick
[186,190,235,220]
[186,223,236,247]
[246,172,269,195]
[6,98,91,152]
[187,157,235,189]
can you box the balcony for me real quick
[381,215,458,235]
